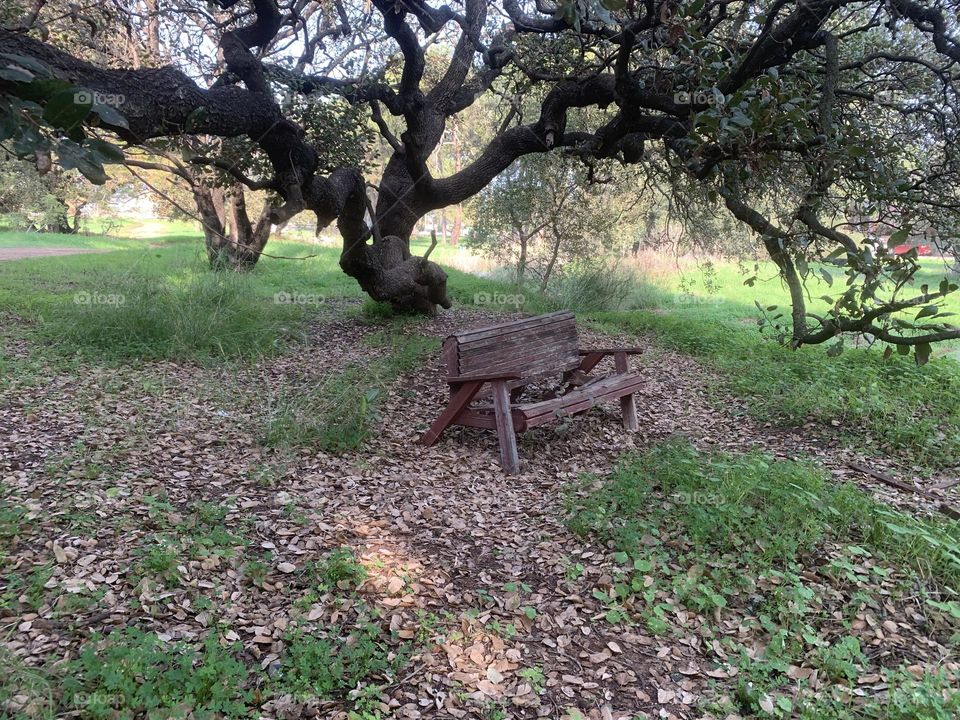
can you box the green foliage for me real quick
[0,232,363,363]
[0,563,54,614]
[0,53,126,184]
[263,324,437,452]
[0,644,55,720]
[567,440,960,588]
[63,628,254,719]
[571,441,959,718]
[0,490,26,548]
[517,666,546,694]
[307,547,368,590]
[466,154,622,285]
[133,536,182,584]
[811,636,866,684]
[271,621,407,706]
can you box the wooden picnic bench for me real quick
[420,310,643,473]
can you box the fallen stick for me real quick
[846,461,924,495]
[930,477,960,491]
[844,462,960,522]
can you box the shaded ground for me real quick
[1,307,957,719]
[0,247,105,261]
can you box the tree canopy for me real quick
[2,0,960,357]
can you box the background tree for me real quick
[3,0,960,358]
[467,153,622,288]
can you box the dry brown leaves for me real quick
[1,305,957,719]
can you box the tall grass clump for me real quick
[41,267,303,360]
[544,260,635,312]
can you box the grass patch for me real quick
[37,267,303,361]
[589,307,960,470]
[263,322,438,453]
[0,232,362,363]
[568,440,960,589]
[566,440,960,717]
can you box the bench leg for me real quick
[615,352,639,431]
[420,380,484,446]
[491,380,520,474]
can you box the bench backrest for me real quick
[444,310,581,381]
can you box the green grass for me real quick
[566,440,960,718]
[588,306,960,470]
[568,440,960,589]
[0,229,138,250]
[0,231,362,363]
[262,320,438,453]
[3,224,959,470]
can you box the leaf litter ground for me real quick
[1,305,957,719]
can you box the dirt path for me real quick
[0,246,104,261]
[1,308,956,719]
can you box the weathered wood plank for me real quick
[451,310,574,344]
[461,346,580,377]
[615,351,638,431]
[491,380,520,474]
[459,325,576,358]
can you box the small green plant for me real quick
[241,559,270,588]
[63,627,254,718]
[0,493,26,547]
[271,620,408,706]
[517,666,546,694]
[0,644,55,719]
[813,636,866,684]
[134,536,181,584]
[309,547,367,590]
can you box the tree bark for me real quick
[194,181,270,271]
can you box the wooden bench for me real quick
[420,310,643,473]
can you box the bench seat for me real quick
[466,372,645,432]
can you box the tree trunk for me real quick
[194,182,271,271]
[329,160,451,314]
[540,228,563,291]
[517,232,528,280]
